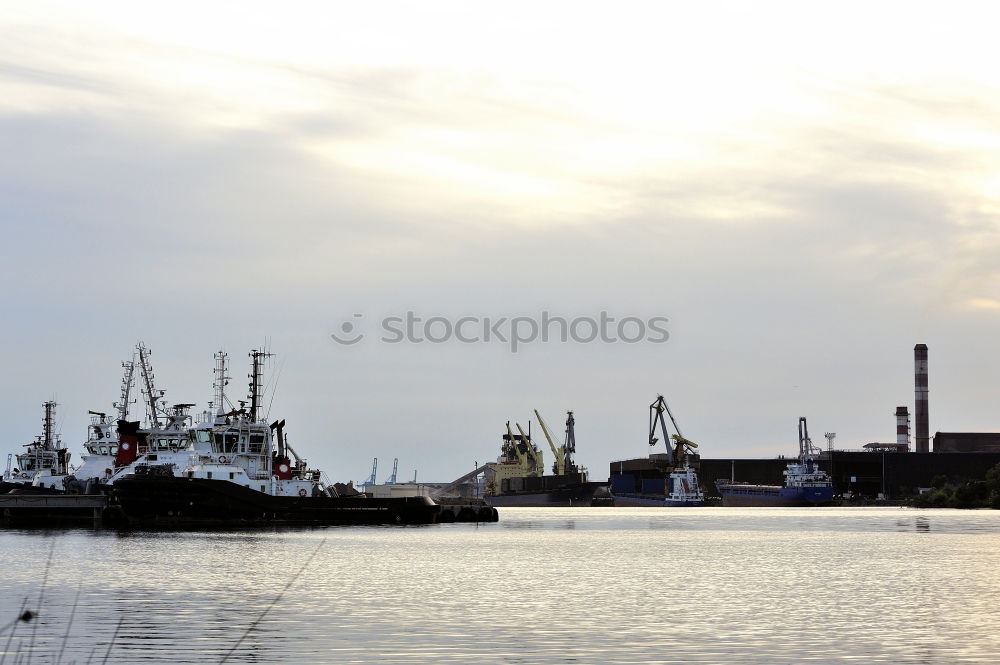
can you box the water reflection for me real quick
[1,509,998,663]
[895,517,931,532]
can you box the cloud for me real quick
[964,298,1000,311]
[3,3,1000,480]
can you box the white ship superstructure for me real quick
[103,348,334,498]
[3,401,71,490]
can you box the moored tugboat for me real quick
[108,349,439,527]
[2,401,72,493]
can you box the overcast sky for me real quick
[3,1,1000,483]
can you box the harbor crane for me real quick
[534,410,580,476]
[504,422,528,466]
[534,410,565,475]
[648,395,698,468]
[364,457,378,488]
[383,458,399,484]
[515,423,544,475]
[799,417,823,458]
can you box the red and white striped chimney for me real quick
[895,406,910,450]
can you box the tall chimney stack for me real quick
[914,344,929,452]
[895,406,910,450]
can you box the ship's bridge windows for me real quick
[213,433,239,453]
[110,444,118,454]
[248,434,265,454]
[99,446,108,455]
[195,430,211,443]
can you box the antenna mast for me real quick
[42,401,57,450]
[136,342,164,428]
[214,350,230,412]
[248,349,273,423]
[115,356,136,421]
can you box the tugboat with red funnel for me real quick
[108,349,440,527]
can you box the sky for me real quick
[2,1,1000,484]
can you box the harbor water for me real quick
[2,507,999,664]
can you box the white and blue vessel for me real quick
[716,417,833,506]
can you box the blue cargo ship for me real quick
[716,417,833,507]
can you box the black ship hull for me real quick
[485,481,607,507]
[110,476,441,528]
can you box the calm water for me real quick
[1,507,999,664]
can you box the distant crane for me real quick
[799,418,823,457]
[383,458,399,484]
[364,457,378,488]
[535,410,565,475]
[534,410,580,476]
[648,395,698,468]
[515,423,544,475]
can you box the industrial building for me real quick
[610,343,1000,500]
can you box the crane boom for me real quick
[515,423,544,474]
[505,422,528,466]
[649,395,698,469]
[534,409,565,475]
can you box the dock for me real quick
[0,493,498,526]
[0,494,110,526]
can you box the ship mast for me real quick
[247,348,272,423]
[136,342,164,428]
[42,400,57,451]
[115,356,136,422]
[213,350,230,414]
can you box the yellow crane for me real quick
[533,409,565,476]
[505,422,529,467]
[515,423,544,475]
